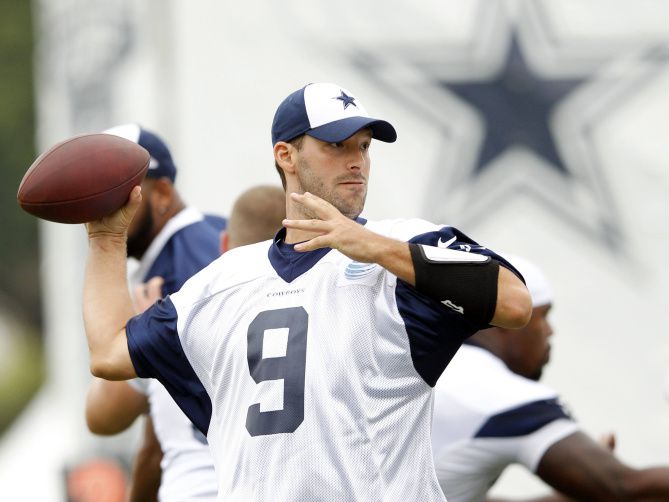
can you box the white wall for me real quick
[1,0,668,499]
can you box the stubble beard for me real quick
[296,156,367,220]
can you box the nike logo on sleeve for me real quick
[437,236,457,248]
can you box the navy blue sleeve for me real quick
[397,226,524,386]
[475,398,574,438]
[409,226,524,281]
[126,296,212,435]
[204,214,227,231]
[145,219,225,296]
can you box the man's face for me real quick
[506,304,554,381]
[293,129,372,219]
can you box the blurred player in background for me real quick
[218,185,286,253]
[432,255,669,502]
[80,82,531,501]
[113,184,285,502]
[103,124,227,294]
[85,124,232,501]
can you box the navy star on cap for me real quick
[271,82,397,145]
[335,91,357,109]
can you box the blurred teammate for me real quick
[85,124,229,501]
[432,255,669,502]
[120,184,285,502]
[105,124,227,296]
[81,82,531,501]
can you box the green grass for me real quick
[0,328,44,434]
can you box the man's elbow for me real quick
[87,329,134,380]
[89,353,133,381]
[90,356,113,379]
[494,286,532,329]
[504,296,532,329]
[86,408,120,435]
[85,397,139,435]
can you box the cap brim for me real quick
[307,117,397,143]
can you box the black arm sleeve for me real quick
[409,243,499,325]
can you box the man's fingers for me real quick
[133,275,165,314]
[598,432,616,452]
[145,276,165,294]
[303,191,331,206]
[294,235,330,252]
[86,186,142,236]
[120,186,143,224]
[133,283,145,299]
[282,218,330,232]
[136,277,164,301]
[290,192,336,218]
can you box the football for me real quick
[17,133,150,224]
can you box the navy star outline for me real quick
[334,90,357,109]
[346,0,664,254]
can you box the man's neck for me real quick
[284,228,320,245]
[282,191,361,244]
[283,196,320,244]
[467,330,505,360]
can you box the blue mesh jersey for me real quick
[130,207,227,296]
[431,345,578,502]
[126,218,519,502]
[128,206,225,502]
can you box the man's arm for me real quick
[536,431,669,501]
[485,434,618,502]
[86,275,166,433]
[127,416,163,502]
[83,186,142,380]
[283,192,531,328]
[85,378,148,434]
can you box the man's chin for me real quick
[529,369,543,381]
[339,206,364,220]
[333,197,365,220]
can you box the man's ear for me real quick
[274,142,296,176]
[150,177,174,218]
[152,176,173,195]
[220,230,229,254]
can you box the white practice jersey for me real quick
[432,345,578,502]
[131,379,218,502]
[126,218,518,502]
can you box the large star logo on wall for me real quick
[350,2,669,253]
[444,36,585,175]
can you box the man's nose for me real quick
[347,147,364,171]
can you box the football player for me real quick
[81,83,531,501]
[432,255,669,501]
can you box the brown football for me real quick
[17,133,150,224]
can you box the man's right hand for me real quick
[85,185,142,239]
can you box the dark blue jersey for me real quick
[137,208,226,296]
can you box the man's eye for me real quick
[330,142,343,148]
[361,142,370,151]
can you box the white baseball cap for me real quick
[271,82,397,145]
[504,254,553,308]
